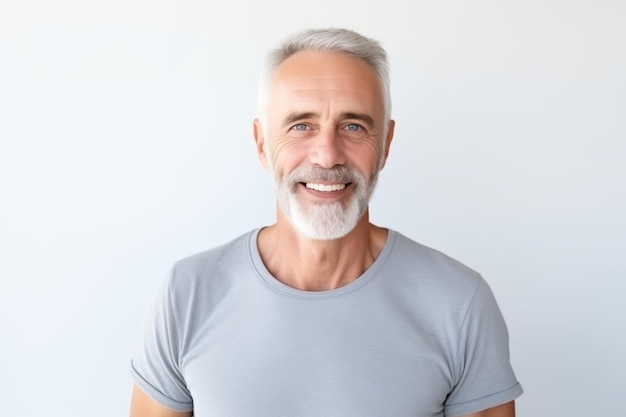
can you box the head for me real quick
[254,28,395,241]
[257,28,392,131]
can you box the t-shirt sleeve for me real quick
[444,279,523,417]
[130,272,194,412]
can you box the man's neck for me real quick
[257,211,388,291]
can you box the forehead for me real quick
[267,51,384,118]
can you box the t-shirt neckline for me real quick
[247,228,397,299]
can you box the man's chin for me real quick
[288,205,361,241]
[293,224,354,241]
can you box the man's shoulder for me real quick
[387,230,484,290]
[170,229,256,280]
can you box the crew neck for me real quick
[247,228,397,299]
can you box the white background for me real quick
[1,1,624,416]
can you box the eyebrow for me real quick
[282,112,316,127]
[342,112,375,128]
[281,112,376,129]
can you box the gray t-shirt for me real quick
[131,229,522,416]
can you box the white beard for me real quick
[269,163,380,240]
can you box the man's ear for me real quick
[253,119,270,170]
[380,119,395,169]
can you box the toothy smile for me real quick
[305,183,347,192]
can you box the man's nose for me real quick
[308,128,346,168]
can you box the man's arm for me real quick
[461,401,515,417]
[129,384,192,417]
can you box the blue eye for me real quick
[345,124,361,131]
[293,124,308,131]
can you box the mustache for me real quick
[287,165,363,184]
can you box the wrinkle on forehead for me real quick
[267,51,385,126]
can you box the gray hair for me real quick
[256,28,392,126]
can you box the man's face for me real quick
[256,51,393,240]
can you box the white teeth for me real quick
[305,183,346,192]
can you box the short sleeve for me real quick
[130,272,194,412]
[444,280,523,416]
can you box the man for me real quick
[129,28,522,417]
